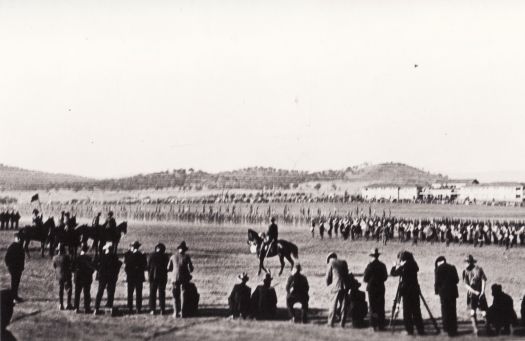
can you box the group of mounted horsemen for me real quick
[17,209,127,257]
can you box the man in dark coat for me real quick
[73,245,96,313]
[148,243,169,315]
[168,241,194,318]
[486,284,518,335]
[53,245,73,310]
[286,263,309,323]
[363,248,388,330]
[0,211,5,229]
[124,240,147,313]
[228,272,251,319]
[390,250,425,335]
[434,256,459,336]
[94,243,122,315]
[326,252,349,327]
[4,233,25,302]
[264,217,279,256]
[103,211,116,230]
[251,273,277,320]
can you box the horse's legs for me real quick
[40,241,45,257]
[278,254,285,275]
[284,253,295,272]
[258,255,267,276]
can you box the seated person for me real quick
[347,273,368,328]
[486,284,517,335]
[228,272,251,319]
[250,273,277,320]
[286,264,309,323]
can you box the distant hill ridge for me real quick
[0,162,448,190]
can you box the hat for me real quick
[263,273,273,282]
[155,243,166,253]
[369,248,381,257]
[238,272,249,282]
[102,242,113,250]
[177,241,188,252]
[326,252,337,264]
[465,255,477,263]
[130,240,141,249]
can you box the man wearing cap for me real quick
[124,241,147,314]
[168,241,194,318]
[94,242,122,315]
[250,273,277,320]
[4,233,25,302]
[228,272,251,319]
[73,245,96,313]
[148,243,169,314]
[325,252,350,327]
[462,254,488,335]
[286,263,309,323]
[52,244,73,310]
[363,248,388,331]
[434,256,459,336]
[390,250,425,335]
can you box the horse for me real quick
[48,222,82,257]
[18,218,55,258]
[247,229,298,276]
[75,224,104,255]
[98,222,128,254]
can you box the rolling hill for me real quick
[0,162,448,191]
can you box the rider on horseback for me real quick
[92,212,102,229]
[32,209,43,228]
[103,211,117,230]
[263,217,279,257]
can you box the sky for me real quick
[1,0,525,180]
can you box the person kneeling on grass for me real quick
[346,274,368,328]
[286,263,309,323]
[486,284,518,335]
[228,272,251,319]
[251,273,277,320]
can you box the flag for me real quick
[31,193,39,203]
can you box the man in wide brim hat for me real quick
[465,255,477,264]
[177,241,188,252]
[326,252,337,264]
[238,272,249,283]
[130,241,141,249]
[369,248,381,258]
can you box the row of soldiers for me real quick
[0,210,21,230]
[311,215,525,248]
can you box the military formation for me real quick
[0,209,21,230]
[2,214,525,337]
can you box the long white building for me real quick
[458,183,525,203]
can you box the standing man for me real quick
[73,245,96,313]
[363,248,388,331]
[4,233,25,302]
[390,250,425,335]
[325,252,349,327]
[286,263,309,323]
[12,210,20,229]
[462,254,488,336]
[94,243,122,315]
[124,241,147,314]
[148,243,169,315]
[53,244,73,310]
[168,241,194,318]
[434,256,459,336]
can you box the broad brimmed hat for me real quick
[130,240,141,249]
[326,252,337,264]
[465,254,477,263]
[177,241,188,252]
[369,248,381,257]
[238,272,249,282]
[155,243,166,253]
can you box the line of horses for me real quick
[16,217,127,258]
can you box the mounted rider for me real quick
[32,209,43,228]
[263,217,279,256]
[103,211,117,230]
[92,212,102,229]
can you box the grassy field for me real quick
[1,221,525,341]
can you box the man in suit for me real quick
[325,252,349,327]
[52,244,73,310]
[94,243,122,315]
[73,245,96,313]
[124,240,147,314]
[228,272,251,319]
[363,248,388,331]
[148,243,169,315]
[168,241,194,318]
[251,273,277,320]
[434,256,459,336]
[4,233,25,302]
[286,263,309,323]
[390,250,425,335]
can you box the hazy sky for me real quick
[1,0,525,180]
